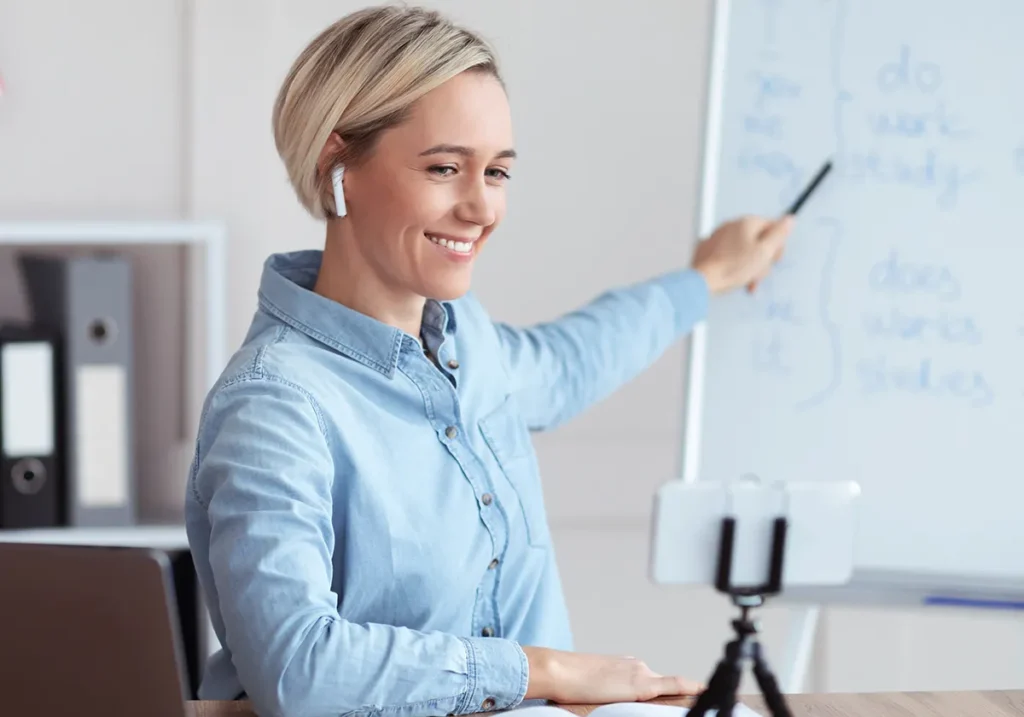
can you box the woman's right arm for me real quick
[191,376,528,717]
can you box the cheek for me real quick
[350,177,430,243]
[389,181,454,229]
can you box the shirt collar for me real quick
[256,250,456,378]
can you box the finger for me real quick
[771,229,788,263]
[749,275,768,293]
[654,675,706,696]
[749,218,792,293]
[758,214,795,247]
[747,263,775,293]
[738,216,772,240]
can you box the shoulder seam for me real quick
[222,372,330,441]
[250,323,291,376]
[188,370,332,509]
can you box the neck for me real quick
[313,220,426,341]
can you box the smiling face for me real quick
[339,70,515,302]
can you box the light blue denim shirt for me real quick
[184,249,709,717]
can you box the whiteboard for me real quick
[684,0,1024,589]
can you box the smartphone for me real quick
[650,478,861,589]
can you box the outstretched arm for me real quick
[493,268,709,431]
[493,215,794,431]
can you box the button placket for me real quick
[416,346,505,651]
[469,493,503,647]
[430,329,459,387]
[402,340,508,605]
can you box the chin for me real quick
[425,284,472,302]
[420,275,473,302]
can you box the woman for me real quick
[185,5,794,717]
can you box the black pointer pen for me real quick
[786,159,833,214]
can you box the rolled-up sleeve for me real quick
[492,268,709,431]
[192,375,529,717]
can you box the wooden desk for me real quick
[186,690,1024,716]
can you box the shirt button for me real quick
[445,426,458,439]
[488,558,499,570]
[482,626,495,637]
[447,358,460,369]
[481,493,493,506]
[482,698,496,710]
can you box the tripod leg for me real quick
[750,645,793,717]
[717,655,742,717]
[687,658,737,717]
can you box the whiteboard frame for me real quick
[677,0,1024,603]
[672,0,1024,690]
[680,0,731,485]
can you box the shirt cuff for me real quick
[458,637,529,714]
[653,268,711,334]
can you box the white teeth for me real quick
[427,234,473,254]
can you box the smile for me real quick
[426,234,475,255]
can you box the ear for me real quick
[317,131,347,217]
[317,131,346,177]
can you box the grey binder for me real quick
[18,253,135,527]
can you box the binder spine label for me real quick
[75,364,129,507]
[1,342,56,458]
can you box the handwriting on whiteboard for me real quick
[737,69,806,197]
[842,45,980,209]
[857,251,993,406]
[728,0,1017,411]
[735,27,985,210]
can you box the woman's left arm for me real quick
[492,214,794,431]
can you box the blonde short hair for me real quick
[272,4,503,219]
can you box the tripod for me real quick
[686,516,793,717]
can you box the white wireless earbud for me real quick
[331,165,347,218]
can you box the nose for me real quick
[455,178,497,227]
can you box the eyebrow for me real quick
[419,143,517,160]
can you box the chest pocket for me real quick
[478,396,549,548]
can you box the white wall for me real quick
[2,0,1021,696]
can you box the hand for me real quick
[522,646,704,705]
[691,214,795,295]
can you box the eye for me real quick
[428,165,457,177]
[486,167,512,181]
